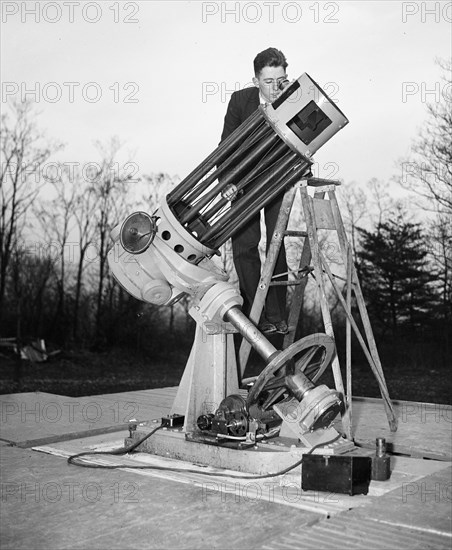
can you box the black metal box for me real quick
[302,455,372,495]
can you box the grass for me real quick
[0,337,450,405]
[0,347,186,397]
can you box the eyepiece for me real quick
[278,79,290,91]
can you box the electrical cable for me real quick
[67,424,163,465]
[67,428,341,479]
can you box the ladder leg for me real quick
[238,185,296,376]
[320,252,398,432]
[283,187,313,349]
[346,247,353,436]
[300,186,351,438]
[327,190,398,432]
[300,188,346,394]
[282,241,311,349]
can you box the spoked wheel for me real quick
[246,333,336,413]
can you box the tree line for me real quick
[0,101,186,352]
[0,60,450,366]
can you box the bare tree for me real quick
[338,181,369,259]
[429,215,452,321]
[9,244,55,337]
[141,172,180,211]
[367,178,398,228]
[89,137,138,343]
[34,166,78,341]
[398,58,451,215]
[72,173,98,341]
[396,57,452,323]
[0,100,61,322]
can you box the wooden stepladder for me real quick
[238,178,398,439]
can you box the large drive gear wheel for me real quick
[246,333,336,413]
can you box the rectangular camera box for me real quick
[301,455,372,496]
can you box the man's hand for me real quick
[221,184,239,201]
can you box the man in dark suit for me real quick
[220,47,289,334]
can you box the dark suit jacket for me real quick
[221,87,260,141]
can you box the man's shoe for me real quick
[275,320,289,334]
[258,320,277,334]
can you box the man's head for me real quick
[253,47,288,103]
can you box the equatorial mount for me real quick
[108,72,352,461]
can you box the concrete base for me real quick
[129,427,355,475]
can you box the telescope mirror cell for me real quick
[120,211,157,254]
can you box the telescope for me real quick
[108,73,351,468]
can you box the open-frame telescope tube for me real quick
[108,73,349,306]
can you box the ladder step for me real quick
[268,267,313,287]
[307,176,341,187]
[269,281,305,287]
[284,230,308,237]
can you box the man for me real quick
[220,47,289,334]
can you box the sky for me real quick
[1,0,451,192]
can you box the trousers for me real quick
[231,195,287,322]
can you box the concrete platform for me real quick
[1,389,451,549]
